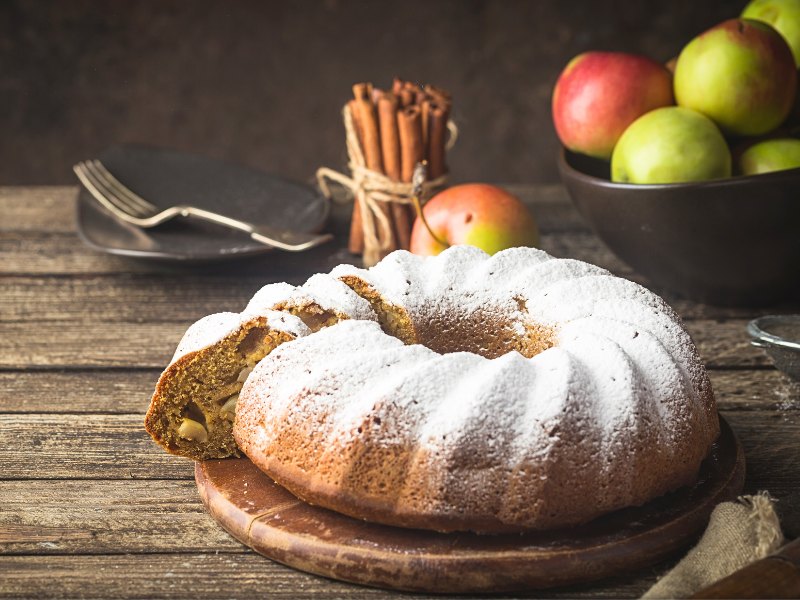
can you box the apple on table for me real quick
[409,184,539,256]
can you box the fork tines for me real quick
[73,160,157,220]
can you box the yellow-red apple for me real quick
[742,0,800,66]
[552,52,674,160]
[674,19,796,136]
[409,184,539,256]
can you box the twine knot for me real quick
[317,104,456,265]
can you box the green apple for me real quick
[742,0,800,66]
[409,184,539,256]
[611,107,731,184]
[674,18,797,136]
[739,138,800,174]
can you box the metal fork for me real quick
[73,160,333,252]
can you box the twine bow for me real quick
[317,105,457,265]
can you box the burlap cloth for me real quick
[642,492,784,598]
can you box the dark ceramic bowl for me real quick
[559,149,800,306]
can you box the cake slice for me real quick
[145,275,377,460]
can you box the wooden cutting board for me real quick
[195,417,744,593]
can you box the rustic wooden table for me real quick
[1,185,798,599]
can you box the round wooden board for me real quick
[196,417,744,594]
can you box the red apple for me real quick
[409,184,539,256]
[552,52,675,159]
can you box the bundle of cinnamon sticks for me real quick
[347,78,452,255]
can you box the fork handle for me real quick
[181,207,332,252]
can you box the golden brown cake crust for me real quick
[233,319,718,533]
[233,247,720,534]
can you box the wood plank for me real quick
[0,275,287,323]
[2,273,798,326]
[0,414,194,480]
[0,318,775,369]
[0,230,633,275]
[0,321,184,369]
[709,370,800,412]
[540,232,633,275]
[0,187,77,232]
[0,370,159,414]
[684,320,771,369]
[0,553,653,599]
[668,299,800,321]
[0,480,241,555]
[0,232,153,275]
[1,368,795,416]
[722,410,800,538]
[506,184,591,232]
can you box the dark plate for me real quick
[76,144,330,262]
[559,149,800,306]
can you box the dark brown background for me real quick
[2,0,742,185]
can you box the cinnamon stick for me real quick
[398,88,415,108]
[377,92,411,249]
[345,80,451,255]
[398,105,424,183]
[403,80,423,95]
[424,84,452,109]
[347,99,365,143]
[352,82,397,254]
[420,99,432,154]
[377,93,401,181]
[347,100,366,254]
[352,83,384,173]
[427,102,449,179]
[391,77,406,95]
[398,105,426,234]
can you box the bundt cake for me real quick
[232,246,718,533]
[146,245,718,534]
[144,274,376,459]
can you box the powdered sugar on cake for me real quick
[180,244,719,532]
[243,274,375,322]
[171,310,310,363]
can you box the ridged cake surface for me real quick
[234,245,719,533]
